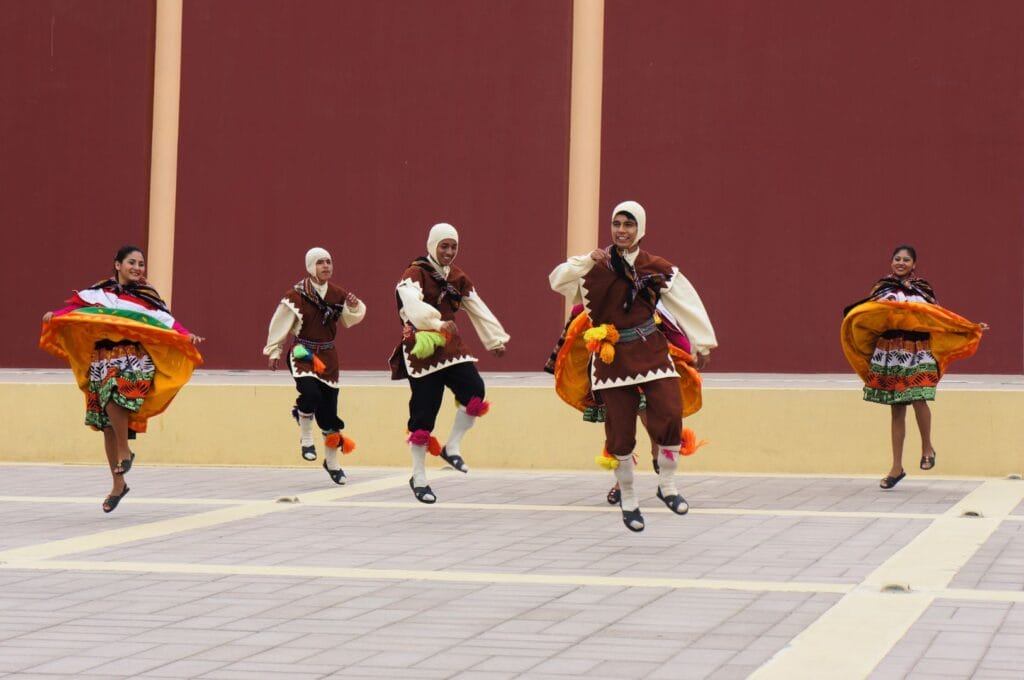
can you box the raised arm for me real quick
[549,253,600,301]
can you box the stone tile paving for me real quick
[71,503,927,585]
[0,501,203,551]
[950,521,1024,591]
[869,600,1024,680]
[1,464,1022,679]
[0,569,838,680]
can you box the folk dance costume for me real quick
[40,274,202,512]
[264,247,366,484]
[41,280,202,434]
[546,302,701,506]
[389,223,509,504]
[841,277,983,405]
[549,200,716,532]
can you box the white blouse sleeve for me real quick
[340,299,366,328]
[659,268,717,355]
[461,290,510,350]
[263,300,302,359]
[549,254,597,302]
[396,278,443,331]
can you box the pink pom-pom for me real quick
[465,396,490,417]
[407,429,431,446]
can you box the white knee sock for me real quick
[614,455,639,511]
[411,444,428,487]
[657,446,681,496]
[324,443,340,470]
[298,411,315,446]
[444,407,475,456]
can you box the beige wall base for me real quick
[3,380,1021,476]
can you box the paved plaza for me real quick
[0,463,1022,679]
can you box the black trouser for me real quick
[407,362,485,432]
[295,377,345,432]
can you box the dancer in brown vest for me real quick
[390,223,509,503]
[264,247,365,484]
[550,201,716,531]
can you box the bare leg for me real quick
[888,404,907,478]
[103,405,133,481]
[912,401,934,468]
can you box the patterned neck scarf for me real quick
[870,275,936,303]
[608,247,668,312]
[294,278,346,325]
[412,256,463,310]
[89,278,170,313]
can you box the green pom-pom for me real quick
[292,344,310,360]
[410,331,447,359]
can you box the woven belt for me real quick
[296,337,335,351]
[616,317,658,343]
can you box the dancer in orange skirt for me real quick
[841,245,987,490]
[40,245,204,512]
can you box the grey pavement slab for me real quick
[1,464,1022,679]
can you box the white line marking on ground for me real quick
[0,558,854,594]
[0,475,411,561]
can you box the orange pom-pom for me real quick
[680,427,708,456]
[427,436,442,456]
[324,432,341,448]
[312,354,327,374]
[598,342,616,364]
[340,434,356,454]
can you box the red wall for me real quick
[602,0,1024,372]
[1,1,155,368]
[171,0,572,372]
[5,1,1022,374]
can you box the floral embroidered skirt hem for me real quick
[84,341,156,430]
[863,330,938,405]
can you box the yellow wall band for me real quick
[4,382,1020,476]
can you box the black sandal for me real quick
[606,485,621,505]
[879,470,907,490]
[103,485,130,513]
[323,461,347,485]
[656,487,689,515]
[301,445,317,462]
[439,447,469,474]
[920,451,936,470]
[409,477,436,504]
[620,503,645,532]
[113,452,135,476]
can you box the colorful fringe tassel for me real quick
[410,330,449,359]
[324,432,356,454]
[465,396,490,417]
[583,324,620,364]
[407,429,442,455]
[594,449,637,470]
[680,427,708,456]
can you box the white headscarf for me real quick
[427,223,459,263]
[305,247,331,277]
[612,200,646,245]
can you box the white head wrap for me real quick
[305,247,331,277]
[427,223,459,262]
[611,200,646,245]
